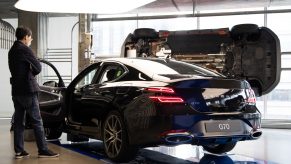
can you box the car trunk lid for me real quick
[169,78,254,113]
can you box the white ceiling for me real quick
[1,0,291,19]
[131,0,291,13]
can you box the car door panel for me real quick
[38,60,66,127]
[80,84,116,124]
[68,63,101,124]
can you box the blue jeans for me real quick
[12,93,48,153]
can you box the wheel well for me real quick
[133,28,158,39]
[248,79,262,97]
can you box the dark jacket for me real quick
[8,41,41,96]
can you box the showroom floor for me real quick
[1,119,291,164]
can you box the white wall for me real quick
[0,17,80,117]
[48,16,79,79]
[48,17,78,48]
[0,19,17,117]
[0,49,14,117]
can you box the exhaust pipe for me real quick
[250,130,262,139]
[165,133,192,144]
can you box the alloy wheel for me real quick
[104,114,123,158]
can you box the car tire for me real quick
[103,110,138,162]
[133,28,158,39]
[45,128,62,140]
[202,142,237,154]
[231,24,260,41]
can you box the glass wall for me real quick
[92,17,198,57]
[267,13,291,52]
[264,69,291,119]
[263,12,291,119]
[137,17,197,30]
[92,9,291,121]
[92,20,137,57]
[199,14,264,29]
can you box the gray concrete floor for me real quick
[232,128,291,164]
[1,118,291,164]
[0,119,104,164]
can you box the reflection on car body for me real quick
[38,57,262,162]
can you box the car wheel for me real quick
[103,110,137,162]
[133,28,158,39]
[202,142,237,154]
[45,128,62,140]
[231,24,260,41]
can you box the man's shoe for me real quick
[15,151,30,159]
[38,149,59,158]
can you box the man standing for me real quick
[8,26,59,159]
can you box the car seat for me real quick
[106,69,117,81]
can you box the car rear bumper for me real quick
[162,119,262,145]
[127,113,261,146]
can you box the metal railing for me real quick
[0,19,15,50]
[43,48,72,86]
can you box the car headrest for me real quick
[106,69,117,81]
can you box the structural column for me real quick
[78,14,91,72]
[18,11,48,58]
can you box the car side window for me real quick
[99,65,125,84]
[120,65,151,81]
[75,68,98,89]
[39,61,62,87]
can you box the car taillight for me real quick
[144,87,175,93]
[159,30,170,38]
[246,89,256,104]
[160,129,188,137]
[149,96,184,103]
[145,87,185,103]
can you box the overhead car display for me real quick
[121,24,281,97]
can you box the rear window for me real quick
[148,59,220,77]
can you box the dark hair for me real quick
[15,26,32,40]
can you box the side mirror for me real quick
[43,81,58,87]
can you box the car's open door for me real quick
[122,24,281,96]
[38,59,66,133]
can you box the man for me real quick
[8,26,59,159]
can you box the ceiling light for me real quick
[15,0,155,14]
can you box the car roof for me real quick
[101,57,222,82]
[102,57,179,76]
[102,57,168,64]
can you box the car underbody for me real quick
[121,24,281,96]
